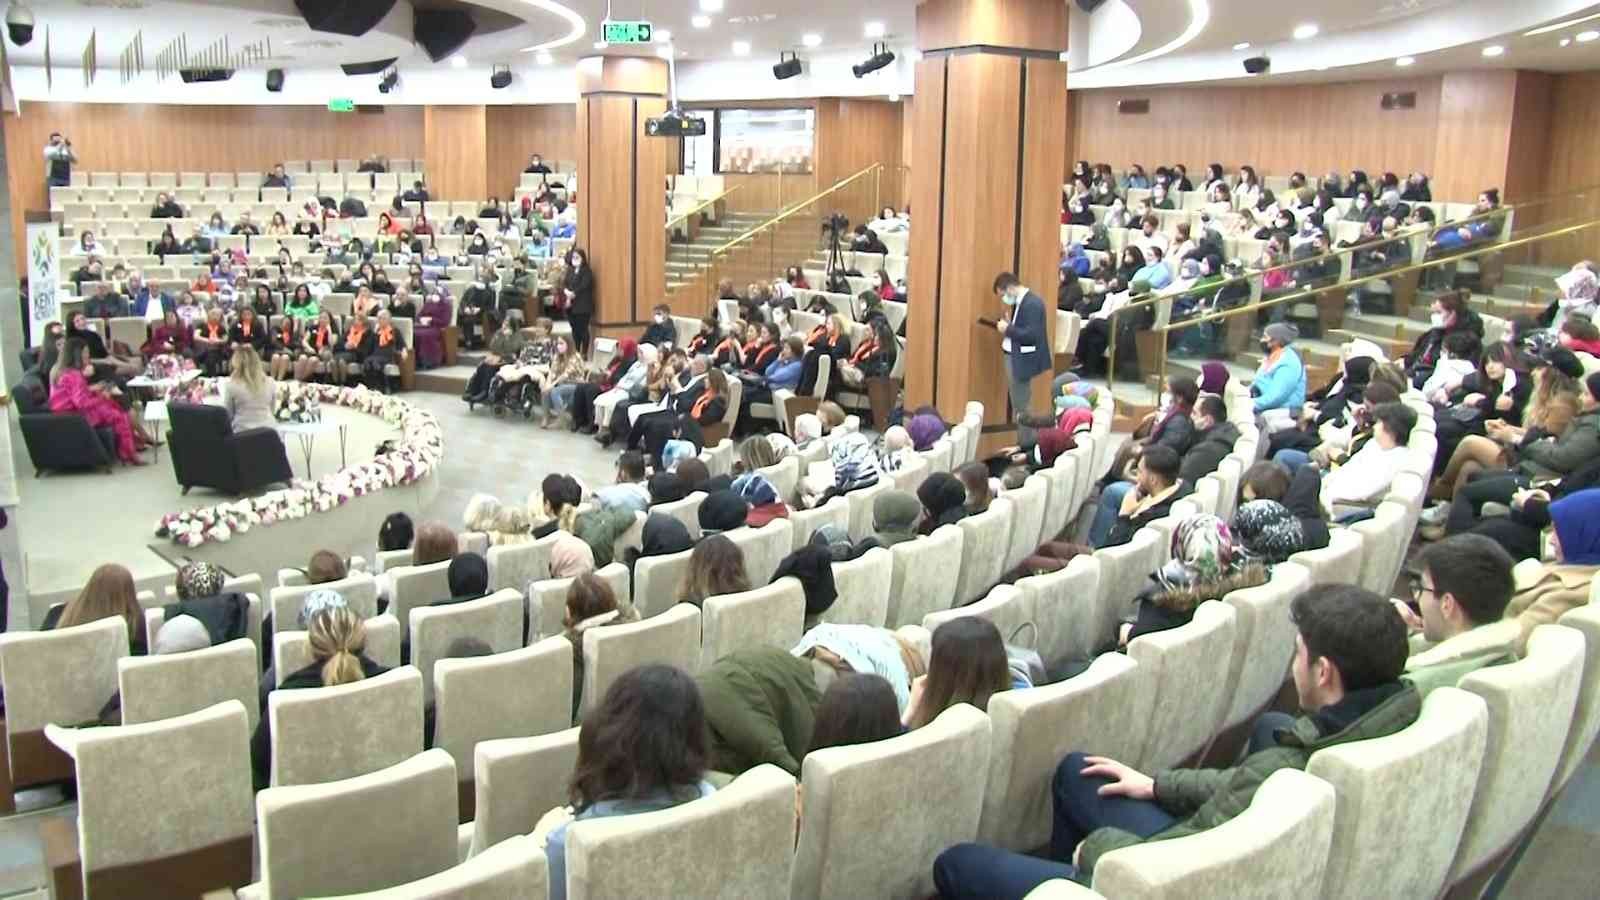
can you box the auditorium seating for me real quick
[1552,604,1600,796]
[267,665,424,787]
[699,579,807,670]
[274,613,402,681]
[1127,601,1238,771]
[579,604,701,717]
[886,522,965,628]
[526,563,631,641]
[824,547,893,628]
[1215,562,1312,738]
[408,589,524,704]
[1016,554,1103,667]
[469,728,580,857]
[955,497,1015,606]
[117,638,260,731]
[325,834,548,899]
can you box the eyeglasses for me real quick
[1409,580,1437,603]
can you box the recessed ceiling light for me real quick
[1561,38,1573,47]
[1292,24,1318,40]
[535,51,553,65]
[655,29,672,43]
[865,22,886,39]
[1578,31,1600,42]
[1232,41,1250,51]
[593,41,607,50]
[699,0,723,12]
[691,15,711,28]
[1481,44,1505,57]
[449,55,468,68]
[1525,12,1600,36]
[656,46,673,59]
[732,40,751,56]
[888,92,900,102]
[1395,56,1414,67]
[802,33,822,48]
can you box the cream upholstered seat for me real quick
[269,573,379,628]
[118,638,260,731]
[274,613,403,683]
[651,492,706,540]
[470,728,580,856]
[1025,881,1106,898]
[792,704,991,900]
[892,454,930,495]
[632,546,696,618]
[42,701,253,899]
[581,604,701,717]
[1307,687,1488,900]
[701,579,806,670]
[267,665,425,787]
[565,765,796,900]
[788,495,850,551]
[1040,453,1080,543]
[1002,475,1051,573]
[458,531,491,557]
[887,524,965,628]
[1016,554,1102,667]
[0,617,128,799]
[722,519,794,585]
[1350,501,1411,596]
[435,638,574,823]
[757,456,801,505]
[1086,769,1337,900]
[702,437,737,476]
[1212,456,1244,523]
[845,479,892,541]
[526,563,631,641]
[956,496,1014,605]
[251,749,459,900]
[822,547,894,628]
[388,559,454,633]
[924,585,1033,647]
[980,654,1149,851]
[1090,527,1164,652]
[1288,528,1365,587]
[1065,443,1098,522]
[1216,561,1311,735]
[409,589,525,705]
[1127,601,1238,771]
[1552,604,1600,796]
[322,834,548,899]
[1448,624,1585,885]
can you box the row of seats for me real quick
[52,175,424,207]
[64,161,428,188]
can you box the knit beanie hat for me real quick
[153,614,212,655]
[698,490,751,535]
[873,490,923,534]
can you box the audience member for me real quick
[806,673,904,755]
[42,563,147,654]
[1319,401,1417,519]
[1396,535,1518,697]
[1239,460,1330,551]
[1503,489,1600,653]
[917,472,970,535]
[696,647,822,775]
[903,617,1014,729]
[561,573,640,721]
[1119,514,1263,648]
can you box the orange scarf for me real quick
[206,322,223,339]
[850,339,878,364]
[377,326,395,347]
[742,338,762,356]
[691,390,714,419]
[808,325,826,342]
[239,321,253,338]
[280,323,294,344]
[316,324,331,349]
[716,336,740,358]
[348,324,367,345]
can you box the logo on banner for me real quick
[28,225,60,345]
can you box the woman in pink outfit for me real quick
[48,337,147,465]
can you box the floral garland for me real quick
[155,381,443,547]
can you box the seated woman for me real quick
[742,322,782,375]
[678,534,751,607]
[294,310,339,383]
[1431,342,1530,475]
[42,563,148,654]
[222,346,277,432]
[569,339,639,434]
[633,369,730,469]
[386,286,418,320]
[283,283,319,320]
[902,617,1016,729]
[798,314,853,396]
[331,311,373,387]
[590,343,659,446]
[67,311,140,380]
[363,309,407,392]
[1467,457,1600,561]
[837,317,898,388]
[540,336,592,428]
[712,320,748,370]
[1431,353,1584,503]
[1429,189,1503,254]
[491,316,556,413]
[1503,490,1600,654]
[1558,315,1600,358]
[562,573,641,721]
[142,308,192,360]
[463,314,523,405]
[916,471,969,535]
[457,262,498,350]
[228,305,269,358]
[1120,515,1264,648]
[735,336,805,433]
[48,338,149,464]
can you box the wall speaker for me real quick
[341,57,398,76]
[179,68,234,84]
[490,66,512,90]
[296,0,398,37]
[415,9,477,63]
[266,68,285,92]
[1116,98,1149,114]
[1076,0,1108,12]
[1243,56,1270,75]
[1381,91,1417,110]
[773,53,802,80]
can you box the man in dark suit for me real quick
[993,271,1052,444]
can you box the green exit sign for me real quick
[603,20,653,44]
[328,98,356,112]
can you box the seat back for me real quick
[471,728,580,856]
[981,654,1149,851]
[701,579,806,670]
[388,559,453,632]
[787,495,850,551]
[274,614,402,682]
[1288,528,1365,587]
[792,704,991,900]
[887,525,965,627]
[823,547,894,627]
[891,454,930,495]
[1066,442,1097,520]
[143,593,263,660]
[722,519,794,585]
[1090,769,1337,900]
[567,766,795,900]
[632,546,696,618]
[118,638,260,732]
[1015,554,1102,666]
[267,666,425,787]
[1449,624,1585,882]
[1127,601,1238,771]
[1041,453,1079,543]
[0,617,128,786]
[325,834,548,899]
[434,638,574,789]
[1553,604,1600,795]
[581,604,701,717]
[68,701,254,895]
[527,563,631,642]
[956,497,1014,605]
[1002,475,1050,573]
[1308,687,1489,900]
[1351,501,1411,596]
[1212,456,1244,523]
[920,438,953,474]
[924,584,1033,647]
[486,532,558,593]
[409,589,525,704]
[1090,527,1163,652]
[652,492,706,540]
[843,479,891,542]
[257,749,458,900]
[757,456,801,505]
[269,573,379,627]
[1219,561,1310,732]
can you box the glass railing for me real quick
[673,163,886,308]
[1091,186,1600,406]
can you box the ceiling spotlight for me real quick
[699,0,723,11]
[773,51,803,80]
[864,22,885,39]
[1232,42,1250,50]
[490,65,512,89]
[378,67,399,94]
[802,33,822,48]
[1481,44,1505,57]
[449,55,468,69]
[1292,24,1319,40]
[692,15,711,28]
[536,50,553,65]
[655,29,672,43]
[732,40,751,56]
[1578,31,1600,42]
[852,42,895,78]
[888,92,900,102]
[1395,56,1414,66]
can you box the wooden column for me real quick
[575,56,669,334]
[906,0,1068,455]
[422,105,488,201]
[1432,70,1552,204]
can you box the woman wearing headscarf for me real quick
[1268,339,1383,461]
[1230,499,1310,565]
[1060,243,1090,278]
[871,490,924,548]
[624,513,694,573]
[568,338,638,434]
[436,553,489,606]
[807,432,881,508]
[549,533,596,579]
[878,425,915,473]
[698,490,751,537]
[906,408,948,452]
[733,473,789,527]
[1504,489,1600,653]
[592,342,659,446]
[1118,515,1266,647]
[1550,262,1598,331]
[917,472,970,535]
[1198,360,1230,397]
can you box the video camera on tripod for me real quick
[821,212,853,293]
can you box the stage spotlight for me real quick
[773,52,802,80]
[852,43,895,78]
[378,67,399,93]
[490,65,512,89]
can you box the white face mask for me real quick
[654,314,666,323]
[1430,312,1447,328]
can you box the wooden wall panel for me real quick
[917,0,1069,54]
[484,104,578,199]
[905,58,948,415]
[634,96,669,324]
[1431,71,1518,206]
[1019,57,1067,424]
[1534,71,1600,263]
[423,105,488,201]
[816,97,905,225]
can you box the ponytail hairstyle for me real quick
[541,473,584,533]
[307,606,368,687]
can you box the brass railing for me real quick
[665,184,743,237]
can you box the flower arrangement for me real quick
[155,381,443,547]
[273,383,322,424]
[143,354,195,383]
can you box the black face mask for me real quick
[1260,341,1273,353]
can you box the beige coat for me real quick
[1505,563,1599,654]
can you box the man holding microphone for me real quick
[993,271,1051,443]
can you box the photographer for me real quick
[44,133,77,188]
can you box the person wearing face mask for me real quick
[1252,323,1307,432]
[641,303,676,348]
[992,272,1052,445]
[565,248,596,356]
[1131,216,1169,261]
[1406,289,1485,389]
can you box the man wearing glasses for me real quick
[1394,534,1521,698]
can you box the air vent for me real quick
[1117,99,1150,114]
[1381,91,1417,110]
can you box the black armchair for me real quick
[11,379,116,475]
[167,402,293,495]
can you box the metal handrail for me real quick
[665,185,743,233]
[706,163,885,258]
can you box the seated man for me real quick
[1319,401,1417,521]
[1175,395,1239,485]
[1394,534,1519,698]
[1095,445,1188,549]
[932,584,1417,898]
[640,303,677,348]
[593,451,652,516]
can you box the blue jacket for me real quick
[765,356,802,391]
[1253,347,1307,413]
[1006,291,1052,382]
[130,287,173,318]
